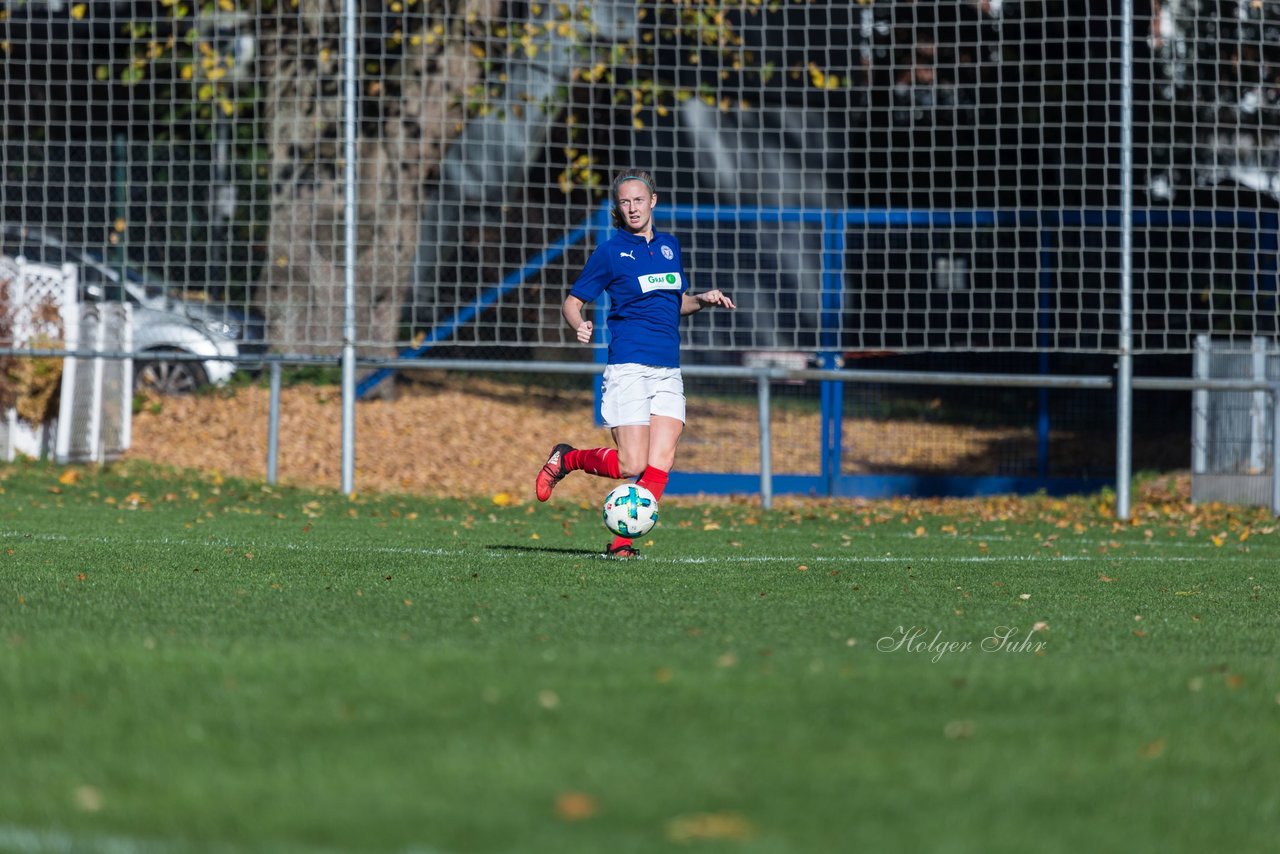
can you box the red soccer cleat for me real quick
[535,443,574,502]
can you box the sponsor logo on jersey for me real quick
[620,250,636,260]
[638,272,682,293]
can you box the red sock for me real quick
[609,466,669,550]
[564,448,621,479]
[636,466,669,501]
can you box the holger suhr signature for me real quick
[876,625,1048,663]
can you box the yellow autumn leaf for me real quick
[58,469,80,485]
[73,784,103,812]
[666,811,756,843]
[807,62,826,88]
[1137,738,1166,759]
[554,791,597,821]
[492,492,512,507]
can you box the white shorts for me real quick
[600,363,686,428]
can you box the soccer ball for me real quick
[602,483,659,538]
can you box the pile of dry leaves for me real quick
[125,372,1144,501]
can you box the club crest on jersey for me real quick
[638,272,682,293]
[661,245,674,260]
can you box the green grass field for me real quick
[2,461,1278,853]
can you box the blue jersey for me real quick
[569,229,689,368]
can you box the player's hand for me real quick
[576,320,594,343]
[698,289,736,310]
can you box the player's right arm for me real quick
[567,242,612,344]
[562,295,593,344]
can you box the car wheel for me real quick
[135,353,210,396]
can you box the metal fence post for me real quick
[1272,385,1280,517]
[340,0,359,496]
[819,353,843,497]
[1191,335,1209,475]
[1251,336,1268,473]
[756,368,772,510]
[1115,0,1136,521]
[267,361,282,486]
[819,211,845,497]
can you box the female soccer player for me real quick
[534,169,736,558]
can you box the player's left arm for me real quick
[681,289,736,315]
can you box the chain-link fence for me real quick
[3,1,1279,509]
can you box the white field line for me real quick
[1,529,1269,566]
[622,553,1214,565]
[0,824,452,854]
[0,824,176,854]
[0,529,465,558]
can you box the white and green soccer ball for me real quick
[602,483,659,538]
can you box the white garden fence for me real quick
[1,258,132,464]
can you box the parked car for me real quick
[1,224,266,394]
